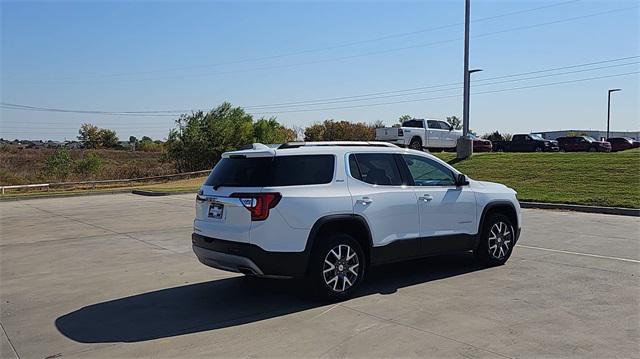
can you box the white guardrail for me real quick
[0,169,211,195]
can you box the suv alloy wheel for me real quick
[474,213,515,266]
[310,233,366,301]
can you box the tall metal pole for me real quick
[457,0,473,159]
[607,88,621,139]
[462,0,471,136]
[607,92,611,139]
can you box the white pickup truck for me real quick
[375,118,463,151]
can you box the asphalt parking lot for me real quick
[1,193,638,358]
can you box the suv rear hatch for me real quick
[194,146,276,244]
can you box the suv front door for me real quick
[400,154,477,254]
[347,153,420,262]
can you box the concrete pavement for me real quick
[1,193,638,358]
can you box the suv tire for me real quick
[309,233,366,301]
[409,138,422,151]
[474,213,515,267]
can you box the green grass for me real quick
[433,149,640,208]
[4,150,639,208]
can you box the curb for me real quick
[520,201,640,217]
[0,188,135,202]
[131,189,172,197]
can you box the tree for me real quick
[165,102,254,172]
[372,120,385,129]
[481,131,512,142]
[129,136,138,144]
[398,114,413,123]
[99,129,119,148]
[141,136,153,143]
[252,118,296,144]
[304,120,376,141]
[45,148,72,179]
[78,124,101,149]
[446,116,462,130]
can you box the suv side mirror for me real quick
[455,174,469,186]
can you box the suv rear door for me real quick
[347,153,420,261]
[196,155,273,244]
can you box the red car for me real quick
[470,134,492,152]
[556,136,611,152]
[606,137,635,152]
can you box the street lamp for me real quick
[457,0,481,159]
[607,88,621,139]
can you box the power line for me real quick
[247,71,640,115]
[2,71,637,125]
[3,55,637,116]
[4,0,581,83]
[11,4,634,85]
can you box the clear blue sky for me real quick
[1,0,638,141]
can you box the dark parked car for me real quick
[556,136,611,152]
[606,137,635,152]
[469,134,492,152]
[493,134,559,152]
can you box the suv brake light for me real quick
[230,192,282,221]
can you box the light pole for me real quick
[457,0,477,159]
[607,88,621,139]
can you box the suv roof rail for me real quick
[278,141,398,149]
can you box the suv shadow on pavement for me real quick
[55,253,484,343]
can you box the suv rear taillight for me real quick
[398,128,404,137]
[230,192,282,221]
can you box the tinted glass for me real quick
[427,120,439,129]
[271,155,335,186]
[353,154,402,185]
[204,155,334,187]
[438,121,451,130]
[348,155,361,180]
[403,120,423,128]
[403,155,455,186]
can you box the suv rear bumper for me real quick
[192,233,309,278]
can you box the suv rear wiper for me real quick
[212,183,236,190]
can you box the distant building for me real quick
[533,130,640,141]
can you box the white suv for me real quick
[193,142,522,299]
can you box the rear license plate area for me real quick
[208,203,224,219]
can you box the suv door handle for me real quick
[418,194,433,202]
[358,197,373,205]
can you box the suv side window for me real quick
[351,153,403,186]
[402,154,456,186]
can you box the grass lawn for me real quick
[433,149,640,208]
[3,150,639,209]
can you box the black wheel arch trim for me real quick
[305,214,374,255]
[476,201,519,249]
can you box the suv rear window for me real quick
[204,155,335,187]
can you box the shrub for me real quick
[45,148,72,179]
[304,120,376,141]
[75,153,103,176]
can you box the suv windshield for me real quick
[530,134,544,140]
[204,155,335,188]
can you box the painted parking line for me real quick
[516,244,640,263]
